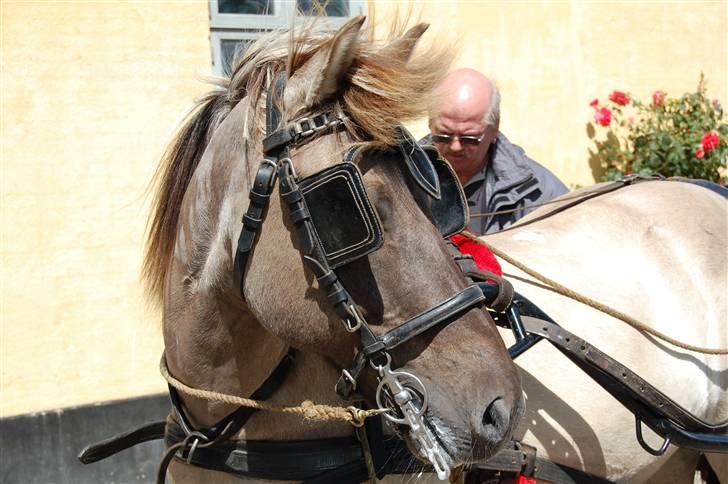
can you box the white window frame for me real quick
[209,0,366,76]
[210,30,261,76]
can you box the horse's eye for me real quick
[373,194,393,230]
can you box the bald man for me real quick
[423,68,567,235]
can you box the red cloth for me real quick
[449,234,503,276]
[516,475,537,484]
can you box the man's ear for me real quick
[485,122,499,146]
[284,16,365,110]
[378,23,429,64]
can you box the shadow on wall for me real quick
[0,394,169,484]
[585,123,607,182]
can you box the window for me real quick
[209,0,366,76]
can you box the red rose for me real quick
[652,90,666,106]
[701,131,720,152]
[594,107,612,126]
[608,90,630,106]
[695,148,705,159]
[589,98,599,107]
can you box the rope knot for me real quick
[300,400,321,420]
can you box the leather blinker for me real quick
[421,146,469,237]
[298,162,384,269]
[397,127,441,200]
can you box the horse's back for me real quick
[495,180,726,341]
[482,180,727,481]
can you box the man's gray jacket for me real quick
[422,133,568,235]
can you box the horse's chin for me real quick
[386,414,488,479]
[396,412,507,475]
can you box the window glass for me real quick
[218,0,273,15]
[297,0,349,17]
[221,39,255,75]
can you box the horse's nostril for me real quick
[481,397,508,436]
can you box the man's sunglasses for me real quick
[431,133,486,146]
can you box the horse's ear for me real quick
[300,16,365,108]
[379,23,429,63]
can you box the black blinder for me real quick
[420,146,469,237]
[397,127,441,200]
[298,162,384,269]
[341,136,469,239]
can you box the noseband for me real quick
[231,73,485,479]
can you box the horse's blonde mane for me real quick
[143,18,453,304]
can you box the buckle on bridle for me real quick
[344,304,364,332]
[278,157,297,180]
[261,157,278,189]
[340,369,357,392]
[181,431,208,465]
[291,113,348,145]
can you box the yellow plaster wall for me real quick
[1,1,211,416]
[384,0,727,187]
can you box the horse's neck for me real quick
[165,297,354,436]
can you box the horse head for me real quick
[145,16,523,479]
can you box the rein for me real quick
[469,179,635,219]
[159,355,386,426]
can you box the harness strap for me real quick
[164,420,415,483]
[233,159,277,294]
[78,421,166,464]
[499,294,728,455]
[378,284,485,351]
[335,285,486,400]
[445,239,513,312]
[513,298,728,435]
[464,270,513,313]
[161,422,619,484]
[469,442,616,484]
[264,112,347,153]
[156,348,296,483]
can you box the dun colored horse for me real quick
[144,17,523,482]
[482,180,727,483]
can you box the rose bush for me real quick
[588,75,727,182]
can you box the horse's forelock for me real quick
[230,19,453,145]
[144,19,453,306]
